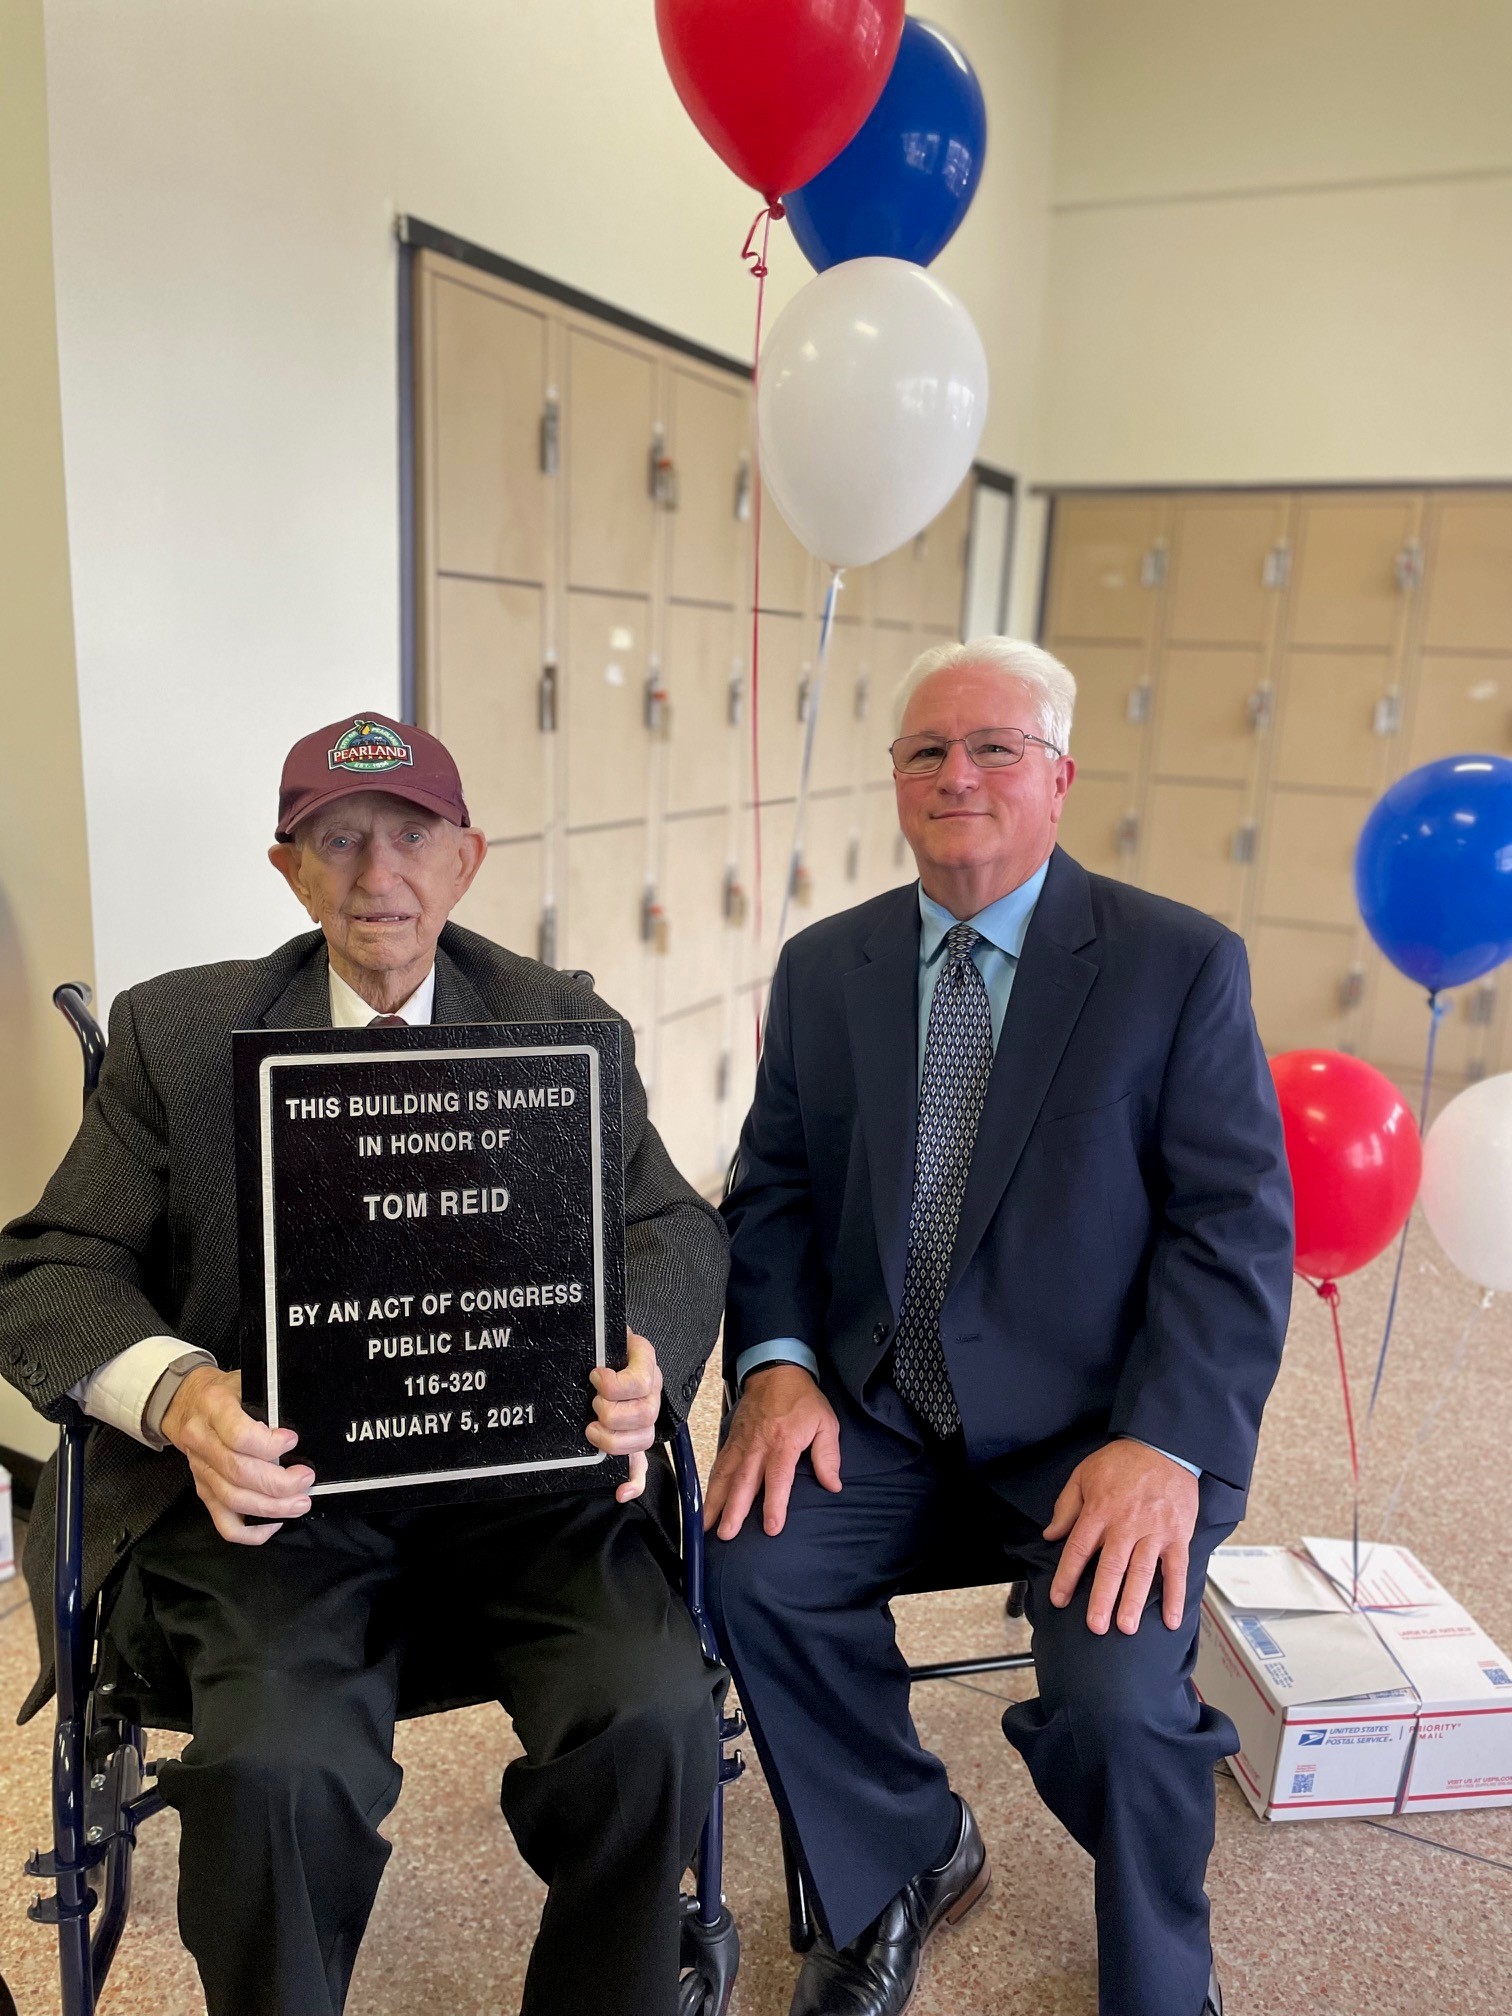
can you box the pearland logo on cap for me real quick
[328,719,414,774]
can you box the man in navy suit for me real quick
[704,639,1293,2016]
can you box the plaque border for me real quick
[257,1041,609,1497]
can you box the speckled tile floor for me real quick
[2,1222,1510,2013]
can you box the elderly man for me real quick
[0,711,729,2016]
[704,640,1293,2016]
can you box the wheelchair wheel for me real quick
[0,1970,17,2016]
[678,1893,739,2016]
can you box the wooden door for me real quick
[1141,781,1249,923]
[657,808,732,1016]
[1255,789,1368,929]
[666,367,748,607]
[1165,495,1290,647]
[663,600,738,817]
[565,327,658,596]
[918,480,973,631]
[1287,494,1423,650]
[1043,495,1169,642]
[1057,774,1138,881]
[431,578,548,842]
[1421,494,1512,652]
[1248,923,1364,1056]
[452,837,544,963]
[562,592,652,828]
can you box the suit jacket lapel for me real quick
[947,848,1099,1292]
[843,886,921,1318]
[433,933,490,1027]
[260,939,333,1029]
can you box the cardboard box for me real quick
[0,1464,13,1585]
[1196,1539,1512,1820]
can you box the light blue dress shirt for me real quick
[735,869,1199,1477]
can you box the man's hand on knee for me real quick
[588,1327,663,1504]
[703,1365,841,1541]
[161,1366,313,1546]
[1044,1441,1199,1636]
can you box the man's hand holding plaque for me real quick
[589,1328,663,1503]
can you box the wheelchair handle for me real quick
[53,983,106,1106]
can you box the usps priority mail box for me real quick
[1196,1541,1512,1821]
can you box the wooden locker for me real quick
[1042,495,1168,642]
[861,627,916,784]
[918,480,973,631]
[563,824,654,1029]
[452,838,543,963]
[1255,789,1370,929]
[1287,494,1422,650]
[1271,651,1396,793]
[1056,774,1137,882]
[563,591,652,828]
[1362,962,1481,1083]
[1150,646,1269,783]
[726,985,763,1145]
[1141,781,1249,923]
[1404,654,1512,769]
[565,326,658,596]
[428,273,550,586]
[806,621,861,794]
[432,577,548,841]
[657,809,732,1017]
[751,612,806,804]
[797,790,861,923]
[663,600,738,818]
[858,784,909,902]
[1421,494,1512,652]
[1248,923,1364,1056]
[666,367,748,607]
[1165,495,1290,646]
[758,493,813,616]
[1049,641,1149,776]
[652,1001,727,1195]
[871,534,922,627]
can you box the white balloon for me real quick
[1420,1072,1512,1290]
[756,256,989,570]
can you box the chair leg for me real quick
[780,1822,818,1954]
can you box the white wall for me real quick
[43,0,1063,1007]
[1037,0,1512,485]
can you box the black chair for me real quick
[18,982,744,2016]
[717,1153,1034,1955]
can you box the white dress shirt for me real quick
[73,961,436,1447]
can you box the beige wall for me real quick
[42,0,1063,1009]
[1037,0,1512,485]
[1,0,96,1462]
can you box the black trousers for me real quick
[120,1486,722,2016]
[705,1393,1238,2016]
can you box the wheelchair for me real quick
[13,981,745,2016]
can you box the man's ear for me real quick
[452,827,488,904]
[269,842,315,915]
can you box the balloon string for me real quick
[1364,991,1446,1433]
[741,202,782,1060]
[771,568,844,961]
[1301,1274,1362,1601]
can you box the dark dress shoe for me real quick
[789,1796,989,2015]
[1205,1966,1224,2014]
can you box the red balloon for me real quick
[656,0,905,202]
[1270,1050,1422,1281]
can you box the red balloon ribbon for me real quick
[1306,1277,1360,1492]
[741,203,784,1060]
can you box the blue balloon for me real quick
[783,17,986,272]
[1355,754,1512,991]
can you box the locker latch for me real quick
[723,867,748,926]
[1468,982,1497,1027]
[645,673,670,735]
[1230,821,1258,865]
[790,854,813,906]
[716,1049,732,1101]
[649,427,678,508]
[539,392,561,476]
[538,657,559,733]
[1140,541,1168,588]
[727,667,744,727]
[1467,1058,1487,1084]
[641,887,669,951]
[537,904,558,969]
[846,835,861,882]
[1126,682,1152,725]
[1339,966,1366,1011]
[1373,693,1403,737]
[1116,812,1139,855]
[1262,542,1291,589]
[734,458,752,524]
[1393,539,1423,593]
[797,674,811,724]
[1246,684,1274,732]
[854,673,870,721]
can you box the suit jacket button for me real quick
[23,1365,45,1388]
[872,1322,890,1345]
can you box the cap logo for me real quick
[327,718,414,774]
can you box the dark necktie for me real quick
[367,1014,406,1028]
[892,923,995,1439]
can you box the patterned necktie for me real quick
[368,1013,406,1028]
[892,923,995,1439]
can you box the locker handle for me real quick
[734,459,752,523]
[1140,541,1168,589]
[644,676,670,734]
[1246,686,1274,733]
[1393,540,1423,593]
[538,658,558,733]
[1115,812,1139,855]
[716,1049,732,1101]
[1125,683,1152,725]
[539,393,560,476]
[1230,821,1258,865]
[1468,982,1497,1027]
[537,904,558,968]
[1373,693,1403,738]
[797,674,811,724]
[727,669,744,727]
[846,835,861,882]
[723,867,748,925]
[1261,543,1291,590]
[854,673,870,721]
[1339,967,1365,1011]
[790,855,812,905]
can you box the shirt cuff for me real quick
[74,1337,216,1449]
[734,1339,820,1388]
[1122,1435,1201,1479]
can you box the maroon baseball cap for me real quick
[275,711,471,841]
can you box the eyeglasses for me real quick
[889,726,1064,777]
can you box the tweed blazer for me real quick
[1,922,729,1721]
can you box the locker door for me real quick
[1271,651,1395,793]
[918,480,973,631]
[429,275,550,584]
[1288,495,1423,650]
[743,800,804,984]
[806,621,861,793]
[860,785,910,901]
[1150,647,1269,783]
[1053,642,1149,775]
[859,627,915,786]
[1421,494,1512,651]
[667,368,748,606]
[663,600,738,817]
[1363,963,1480,1082]
[798,791,861,922]
[1248,924,1363,1056]
[1141,782,1248,922]
[751,613,806,804]
[1255,789,1369,929]
[652,1001,726,1195]
[1166,495,1290,646]
[1056,775,1137,882]
[1405,654,1512,769]
[563,593,652,828]
[758,493,812,616]
[565,328,658,595]
[563,825,654,1028]
[1043,496,1168,642]
[432,577,547,841]
[452,837,543,962]
[871,535,922,627]
[658,809,732,1016]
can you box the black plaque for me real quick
[235,1021,627,1510]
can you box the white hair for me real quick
[892,637,1077,755]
